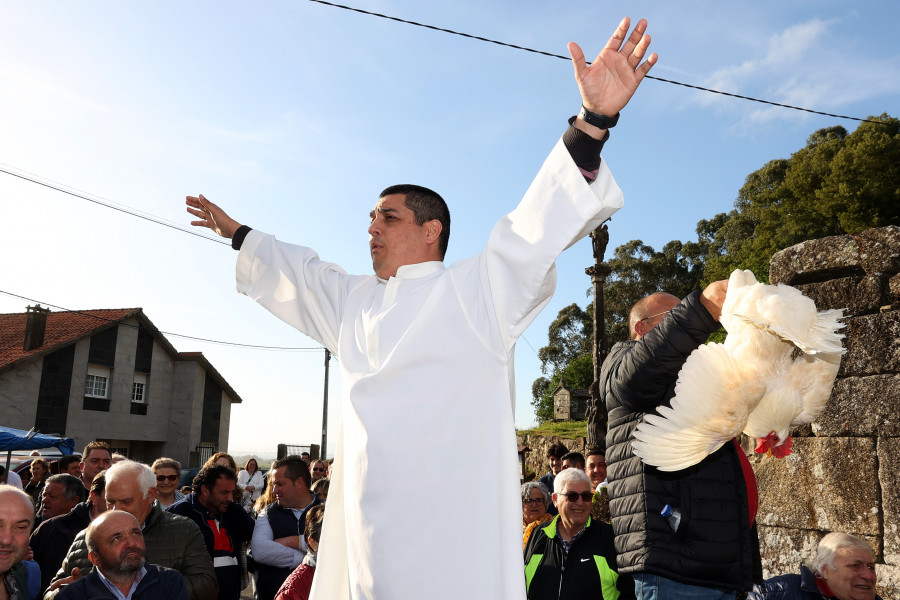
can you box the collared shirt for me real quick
[559,523,587,555]
[2,570,20,600]
[96,566,147,600]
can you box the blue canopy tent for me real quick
[0,426,75,484]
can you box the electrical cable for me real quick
[0,165,228,246]
[307,0,886,125]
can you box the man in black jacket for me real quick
[167,465,255,600]
[524,468,633,600]
[601,282,762,599]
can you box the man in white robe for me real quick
[187,17,656,600]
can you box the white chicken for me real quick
[631,269,845,472]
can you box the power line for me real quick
[0,164,229,246]
[307,0,885,125]
[0,289,324,352]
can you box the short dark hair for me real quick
[546,443,569,460]
[380,184,451,259]
[192,464,237,494]
[82,441,111,460]
[271,455,311,489]
[58,455,81,472]
[46,474,84,500]
[561,451,586,470]
[304,504,325,545]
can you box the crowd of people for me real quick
[0,442,329,600]
[517,287,882,600]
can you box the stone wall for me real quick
[761,225,900,597]
[518,432,587,481]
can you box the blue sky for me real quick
[2,1,898,456]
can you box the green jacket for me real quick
[45,504,218,600]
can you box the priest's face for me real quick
[368,194,441,279]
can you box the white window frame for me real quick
[132,373,148,403]
[85,365,110,398]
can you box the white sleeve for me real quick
[483,138,624,349]
[250,508,305,569]
[236,230,359,352]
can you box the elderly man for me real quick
[167,465,255,600]
[0,486,34,600]
[524,468,632,600]
[600,283,762,599]
[31,472,108,594]
[748,532,880,600]
[39,475,83,521]
[47,461,217,600]
[188,19,656,599]
[56,510,189,600]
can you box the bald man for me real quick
[600,282,765,598]
[56,510,188,600]
[0,486,34,600]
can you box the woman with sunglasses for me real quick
[151,457,184,507]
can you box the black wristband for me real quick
[578,105,619,129]
[232,225,252,250]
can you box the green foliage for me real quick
[603,239,707,344]
[701,114,900,283]
[518,420,588,439]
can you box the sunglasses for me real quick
[156,474,178,483]
[312,468,326,472]
[559,491,593,503]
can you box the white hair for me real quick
[811,532,874,576]
[553,468,591,494]
[105,460,156,498]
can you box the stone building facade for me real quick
[758,224,900,597]
[552,380,590,421]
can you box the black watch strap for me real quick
[578,105,619,129]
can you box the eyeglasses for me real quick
[522,498,544,505]
[156,474,178,483]
[559,491,593,503]
[639,309,671,322]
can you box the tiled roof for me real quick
[0,307,242,403]
[0,308,141,371]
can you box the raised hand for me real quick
[186,194,241,239]
[568,17,657,118]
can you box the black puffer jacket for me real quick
[601,290,761,592]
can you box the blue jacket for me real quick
[56,564,189,600]
[747,565,883,600]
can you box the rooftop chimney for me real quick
[24,305,50,351]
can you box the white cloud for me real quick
[688,16,900,128]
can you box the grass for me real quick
[518,420,588,439]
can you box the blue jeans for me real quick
[633,573,737,600]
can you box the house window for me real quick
[132,372,148,403]
[85,375,107,397]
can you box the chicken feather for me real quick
[631,269,846,472]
